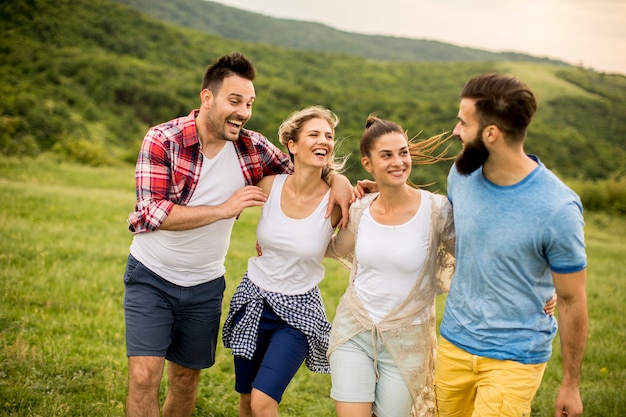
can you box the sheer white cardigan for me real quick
[326,191,455,417]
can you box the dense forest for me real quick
[1,0,625,204]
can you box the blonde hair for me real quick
[278,106,347,183]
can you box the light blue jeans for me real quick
[329,330,413,417]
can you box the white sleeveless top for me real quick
[247,174,334,295]
[130,141,245,287]
[354,189,432,323]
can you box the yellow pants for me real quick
[434,337,547,417]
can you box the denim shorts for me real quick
[123,254,225,369]
[233,303,308,403]
[329,331,413,417]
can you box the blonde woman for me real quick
[222,106,345,417]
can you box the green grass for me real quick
[1,155,624,416]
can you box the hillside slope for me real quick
[112,0,570,66]
[1,0,625,183]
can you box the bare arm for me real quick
[326,174,353,229]
[552,269,588,417]
[160,185,267,231]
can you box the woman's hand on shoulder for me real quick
[354,179,378,200]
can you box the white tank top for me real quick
[354,189,432,323]
[247,174,334,295]
[130,141,245,287]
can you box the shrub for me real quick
[569,176,626,215]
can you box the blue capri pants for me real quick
[233,302,309,403]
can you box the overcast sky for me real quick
[211,0,626,75]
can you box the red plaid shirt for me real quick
[127,110,293,233]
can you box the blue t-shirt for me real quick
[440,156,587,364]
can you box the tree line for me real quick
[1,0,625,212]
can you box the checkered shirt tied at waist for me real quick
[222,273,331,373]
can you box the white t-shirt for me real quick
[354,189,432,323]
[130,141,245,287]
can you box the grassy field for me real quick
[0,156,624,416]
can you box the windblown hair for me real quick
[361,114,452,162]
[278,106,347,183]
[201,51,256,93]
[461,73,537,142]
[408,132,454,166]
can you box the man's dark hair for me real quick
[461,73,537,142]
[201,51,256,93]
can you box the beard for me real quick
[455,130,489,176]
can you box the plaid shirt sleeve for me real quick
[236,129,293,185]
[127,114,200,233]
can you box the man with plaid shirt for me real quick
[122,52,352,417]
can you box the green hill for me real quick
[111,0,571,66]
[1,0,625,187]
